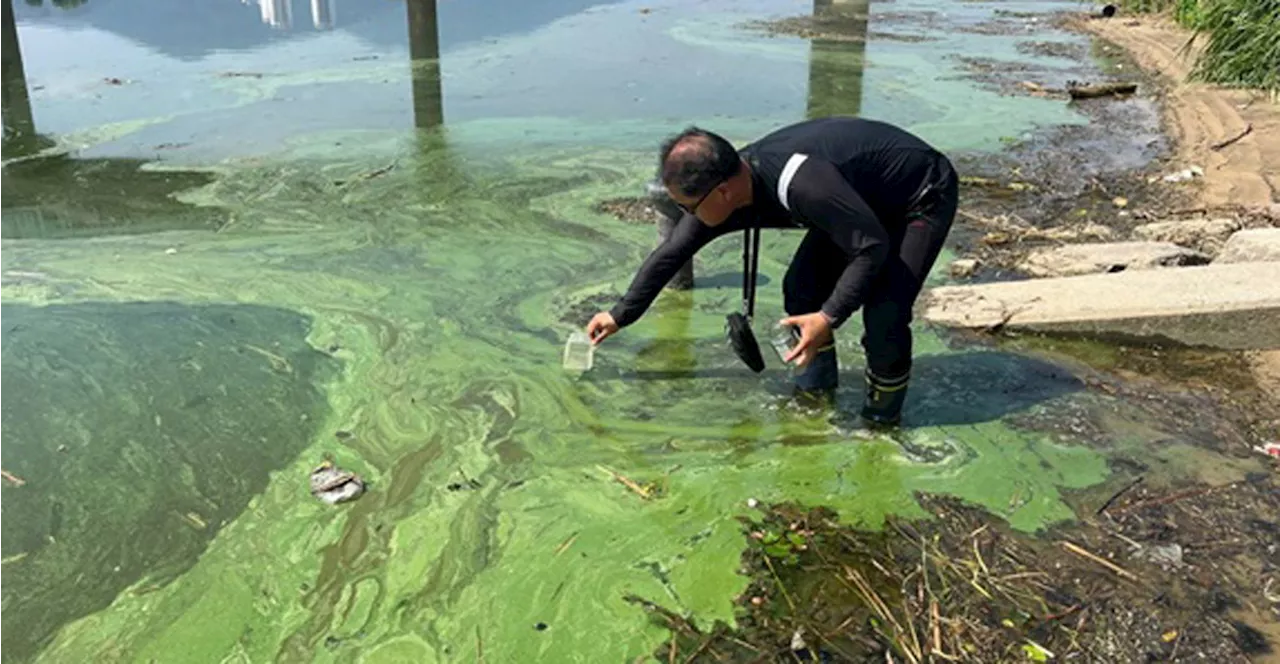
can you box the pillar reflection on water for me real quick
[404,0,465,204]
[806,0,868,119]
[2,0,40,155]
[1,0,224,239]
[406,0,442,131]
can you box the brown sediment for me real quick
[630,490,1279,662]
[986,15,1280,409]
[1071,15,1279,209]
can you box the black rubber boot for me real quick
[794,342,838,394]
[860,368,909,427]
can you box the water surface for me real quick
[0,0,1203,661]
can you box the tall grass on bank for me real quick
[1189,0,1279,93]
[1119,0,1205,25]
[1118,0,1279,94]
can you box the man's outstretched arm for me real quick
[607,212,727,328]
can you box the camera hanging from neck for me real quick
[725,226,766,372]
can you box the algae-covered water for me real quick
[0,0,1220,661]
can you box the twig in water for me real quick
[682,636,714,664]
[598,465,656,500]
[930,599,942,656]
[2,469,26,487]
[1096,476,1144,516]
[1210,123,1253,150]
[843,566,921,664]
[1060,541,1138,581]
[1110,482,1234,516]
[333,160,399,187]
[761,554,797,613]
[1043,604,1082,622]
[476,626,484,664]
[554,532,580,556]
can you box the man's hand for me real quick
[777,311,833,367]
[586,312,619,345]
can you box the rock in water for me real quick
[309,461,365,504]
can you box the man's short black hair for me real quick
[658,126,742,199]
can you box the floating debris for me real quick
[2,469,26,487]
[1159,165,1204,183]
[1067,80,1138,99]
[309,460,365,505]
[598,465,661,500]
[181,511,208,530]
[1133,543,1184,568]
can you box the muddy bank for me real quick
[628,486,1277,662]
[1072,14,1279,210]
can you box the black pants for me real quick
[782,154,957,379]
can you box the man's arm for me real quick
[608,212,731,327]
[784,158,890,327]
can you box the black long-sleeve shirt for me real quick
[609,116,946,329]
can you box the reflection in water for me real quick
[0,0,228,239]
[247,0,333,30]
[1,156,226,239]
[2,0,41,154]
[253,0,292,29]
[807,0,868,118]
[310,0,334,29]
[407,0,442,130]
[636,291,698,378]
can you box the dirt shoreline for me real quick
[1072,14,1279,210]
[1065,12,1280,426]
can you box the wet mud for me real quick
[632,489,1276,662]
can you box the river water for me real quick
[0,0,1227,661]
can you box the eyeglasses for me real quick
[676,181,723,217]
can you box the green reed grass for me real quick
[1189,0,1279,92]
[1117,0,1279,93]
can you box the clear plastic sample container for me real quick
[562,330,595,373]
[770,326,799,364]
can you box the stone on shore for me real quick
[1016,241,1210,278]
[1214,228,1280,264]
[1132,218,1240,251]
[920,261,1280,350]
[949,258,981,278]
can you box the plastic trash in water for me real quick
[562,331,595,373]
